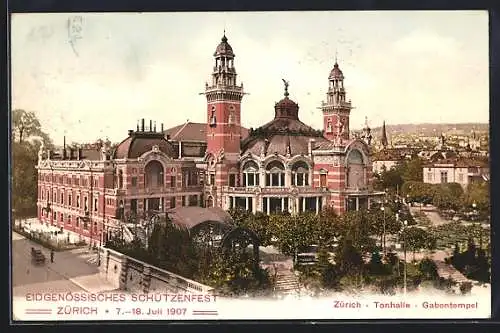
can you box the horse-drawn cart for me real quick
[31,247,46,265]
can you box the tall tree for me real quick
[12,109,42,144]
[11,110,53,219]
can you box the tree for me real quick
[432,183,464,211]
[401,158,423,182]
[12,142,39,218]
[12,110,53,219]
[402,227,436,261]
[316,207,343,248]
[463,181,490,214]
[12,109,43,144]
[271,212,318,263]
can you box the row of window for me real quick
[118,174,199,189]
[126,195,200,215]
[41,189,98,212]
[426,171,467,183]
[218,170,313,187]
[40,174,100,188]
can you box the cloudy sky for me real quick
[11,11,488,145]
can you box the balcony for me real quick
[222,186,328,195]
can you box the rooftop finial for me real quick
[335,49,338,65]
[282,78,289,97]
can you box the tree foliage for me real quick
[402,227,436,260]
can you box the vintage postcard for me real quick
[10,11,490,321]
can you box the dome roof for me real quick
[113,132,176,159]
[329,62,344,80]
[274,96,299,119]
[242,116,327,156]
[214,34,234,57]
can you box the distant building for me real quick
[422,158,489,188]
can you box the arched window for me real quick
[265,160,285,187]
[145,161,164,187]
[347,149,364,164]
[242,160,260,187]
[291,161,309,186]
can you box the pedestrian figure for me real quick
[50,250,54,263]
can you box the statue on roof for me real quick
[282,79,290,97]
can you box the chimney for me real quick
[128,129,134,136]
[161,123,164,132]
[137,120,140,131]
[141,119,145,132]
[154,121,157,132]
[150,120,153,132]
[166,134,171,140]
[78,148,82,160]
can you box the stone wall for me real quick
[98,247,214,294]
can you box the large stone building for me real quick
[36,34,384,243]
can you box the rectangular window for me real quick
[67,215,71,224]
[247,174,254,187]
[182,196,187,206]
[271,173,279,186]
[297,174,304,186]
[94,197,98,211]
[440,171,448,184]
[229,174,236,187]
[61,191,64,204]
[210,174,215,185]
[189,195,198,206]
[131,177,137,187]
[170,197,176,209]
[170,176,176,188]
[131,199,137,214]
[69,194,72,206]
[320,174,327,187]
[76,195,80,208]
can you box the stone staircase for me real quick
[274,270,301,295]
[434,260,471,284]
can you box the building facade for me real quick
[36,33,384,242]
[422,158,489,188]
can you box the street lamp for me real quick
[402,219,408,296]
[381,205,386,255]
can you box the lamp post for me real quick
[403,220,408,296]
[381,205,386,256]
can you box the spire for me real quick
[381,121,388,149]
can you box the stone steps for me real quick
[274,272,301,293]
